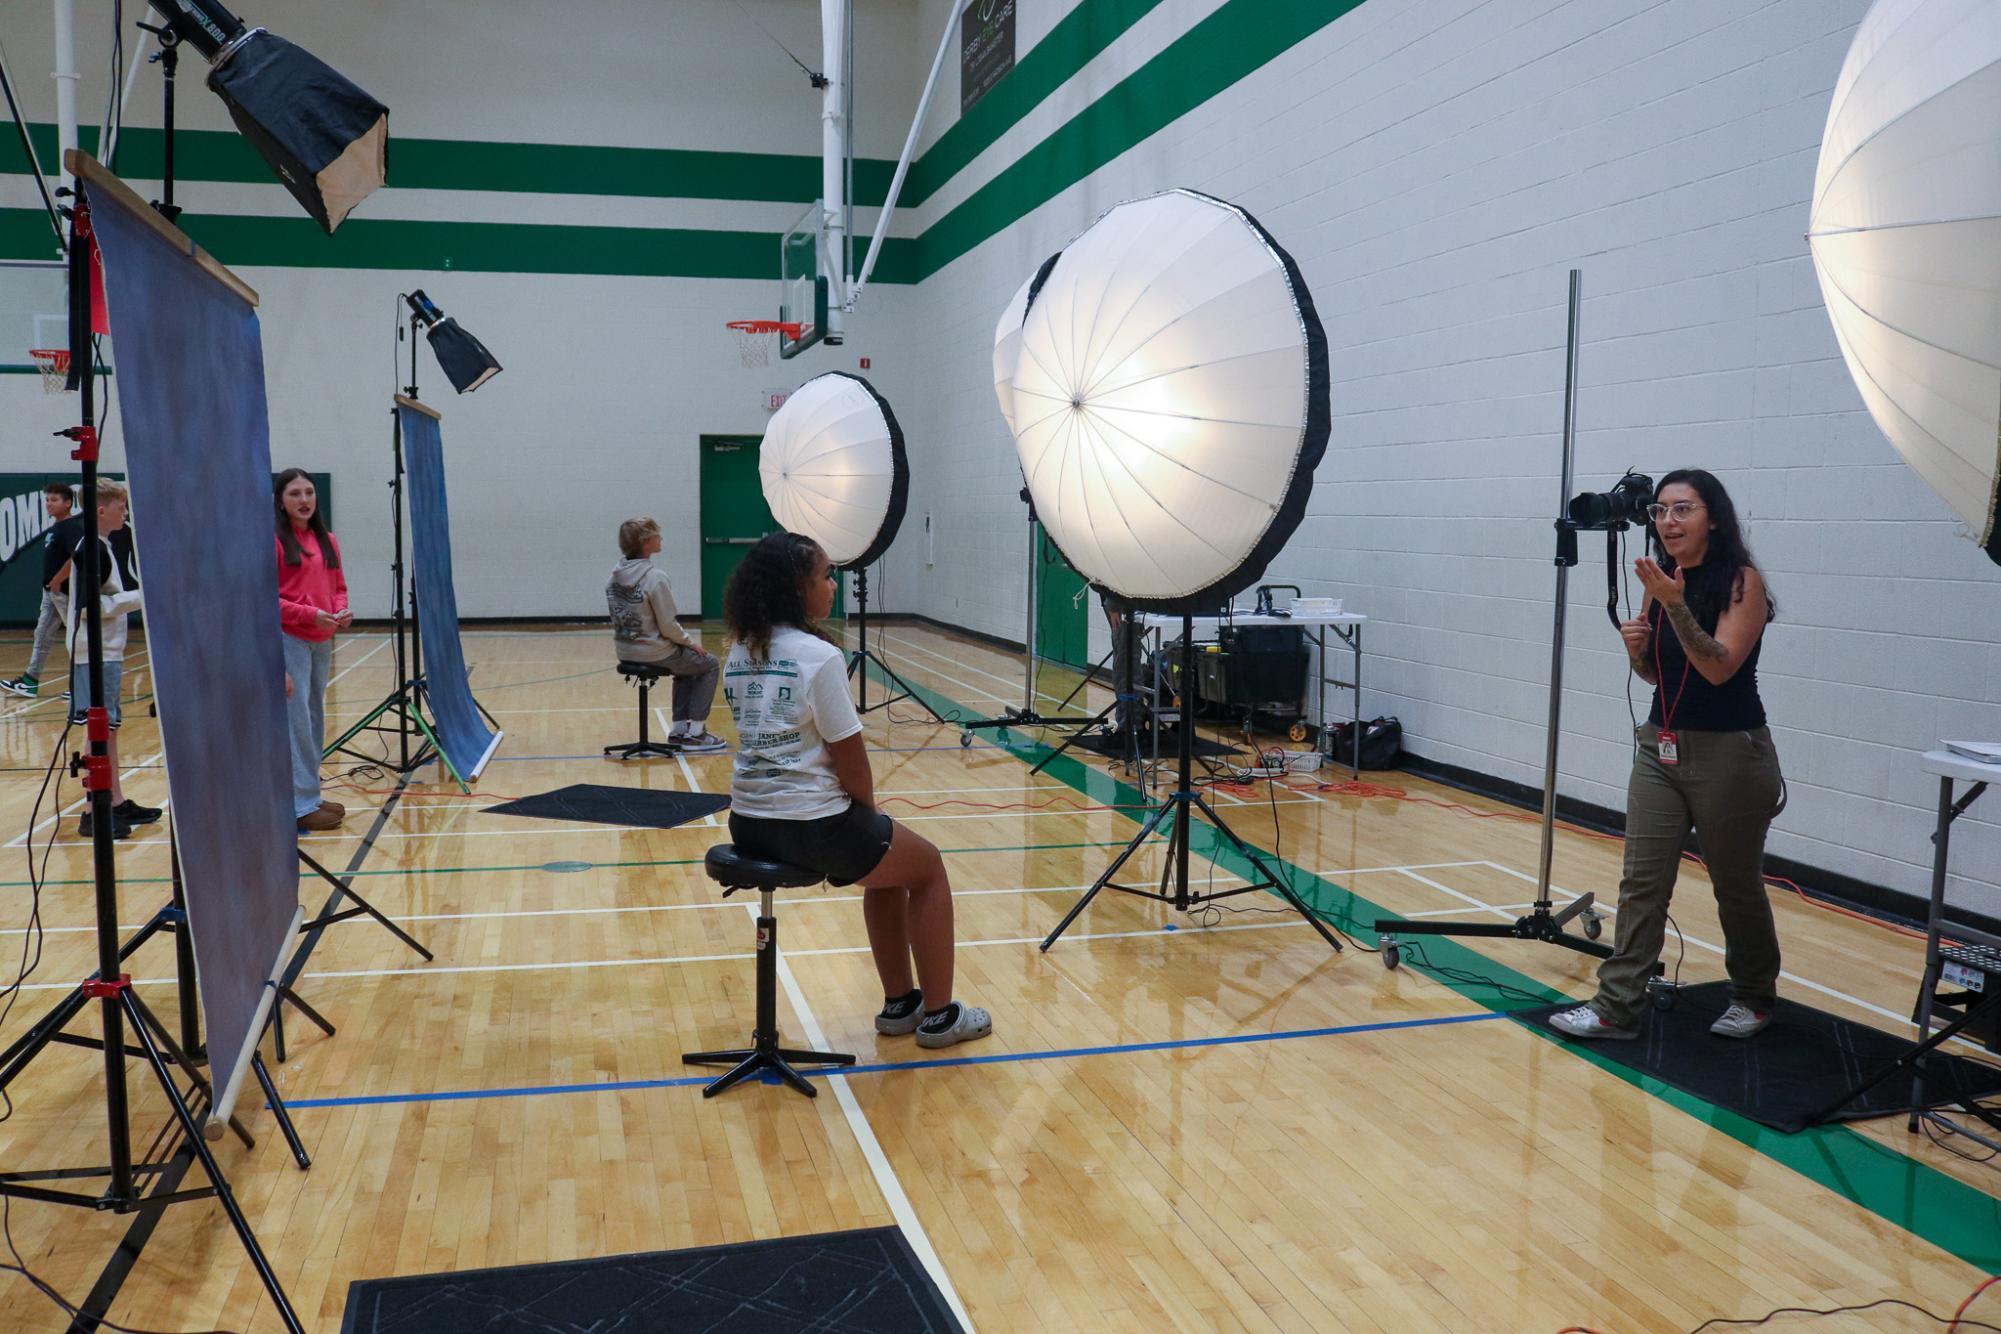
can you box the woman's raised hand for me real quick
[1633,557,1685,607]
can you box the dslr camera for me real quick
[1566,470,1653,530]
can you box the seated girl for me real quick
[720,532,992,1050]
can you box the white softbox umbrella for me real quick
[992,254,1060,437]
[1003,189,1330,611]
[760,372,909,570]
[1809,0,2001,564]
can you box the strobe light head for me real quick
[760,373,909,571]
[148,0,388,234]
[1000,189,1331,613]
[1567,471,1654,531]
[404,290,502,394]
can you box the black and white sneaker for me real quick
[676,730,729,754]
[915,1002,993,1050]
[0,676,38,698]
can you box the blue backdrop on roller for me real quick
[397,402,501,782]
[86,178,301,1129]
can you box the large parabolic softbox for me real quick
[78,154,302,1135]
[760,372,908,570]
[1809,0,2001,565]
[999,189,1331,612]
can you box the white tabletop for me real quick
[1921,748,2001,784]
[1135,609,1367,631]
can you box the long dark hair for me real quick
[1653,469,1772,624]
[275,468,340,569]
[724,532,830,658]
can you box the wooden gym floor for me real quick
[0,623,1994,1332]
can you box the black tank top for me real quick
[1646,571,1765,732]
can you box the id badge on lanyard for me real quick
[1656,729,1679,766]
[1652,602,1689,768]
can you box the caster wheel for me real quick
[1583,911,1603,941]
[959,731,973,749]
[1381,943,1401,971]
[1648,979,1678,1012]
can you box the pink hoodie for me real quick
[277,527,349,642]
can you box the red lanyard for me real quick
[1651,601,1692,731]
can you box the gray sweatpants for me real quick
[648,645,719,726]
[25,589,65,681]
[1590,724,1787,1028]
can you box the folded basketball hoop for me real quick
[29,348,69,394]
[726,319,801,369]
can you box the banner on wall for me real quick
[395,395,503,783]
[82,156,302,1136]
[961,0,1016,113]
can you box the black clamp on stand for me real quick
[682,847,856,1098]
[1040,614,1346,955]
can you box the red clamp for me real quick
[79,755,113,792]
[81,973,131,999]
[59,424,99,463]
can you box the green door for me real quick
[1034,528,1089,669]
[699,437,843,624]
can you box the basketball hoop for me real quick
[726,320,800,369]
[28,348,70,395]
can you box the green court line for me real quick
[859,661,2001,1275]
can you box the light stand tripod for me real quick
[959,491,1101,748]
[1040,613,1345,954]
[846,564,948,723]
[0,189,306,1333]
[1373,270,1617,972]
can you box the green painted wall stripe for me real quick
[864,660,2001,1278]
[913,0,1368,279]
[2,123,897,207]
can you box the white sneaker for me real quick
[1547,1004,1638,1041]
[676,730,728,753]
[915,1003,993,1050]
[1709,1002,1772,1039]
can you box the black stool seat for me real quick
[683,844,855,1099]
[605,660,678,760]
[704,845,823,891]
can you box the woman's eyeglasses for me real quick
[1647,501,1705,523]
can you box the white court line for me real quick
[657,707,719,828]
[876,628,1098,715]
[758,900,975,1331]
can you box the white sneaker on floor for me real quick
[676,730,728,753]
[1547,1004,1638,1041]
[1709,1002,1772,1039]
[914,1003,993,1050]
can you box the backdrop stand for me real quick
[0,190,305,1334]
[846,566,947,723]
[1040,613,1344,955]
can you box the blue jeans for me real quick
[283,635,332,818]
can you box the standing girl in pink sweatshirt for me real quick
[276,469,352,832]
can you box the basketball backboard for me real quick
[780,200,831,360]
[0,259,74,378]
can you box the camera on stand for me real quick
[1567,470,1654,531]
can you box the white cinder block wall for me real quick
[891,0,2001,920]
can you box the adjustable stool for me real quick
[605,661,680,760]
[682,845,856,1098]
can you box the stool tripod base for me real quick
[604,740,682,760]
[683,1038,856,1099]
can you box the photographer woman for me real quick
[1551,470,1786,1041]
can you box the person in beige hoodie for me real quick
[606,517,726,752]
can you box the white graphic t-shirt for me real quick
[724,625,862,820]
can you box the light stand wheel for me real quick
[1583,911,1603,941]
[959,730,973,749]
[1381,940,1402,971]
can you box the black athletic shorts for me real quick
[727,803,895,887]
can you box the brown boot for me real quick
[316,799,346,818]
[297,806,343,832]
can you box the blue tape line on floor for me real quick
[281,1011,1502,1111]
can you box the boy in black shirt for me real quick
[2,483,83,699]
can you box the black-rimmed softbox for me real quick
[759,372,908,570]
[998,189,1331,613]
[396,398,503,785]
[84,160,303,1136]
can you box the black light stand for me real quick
[845,564,948,723]
[1040,613,1344,954]
[1373,270,1618,971]
[959,492,1102,748]
[0,189,306,1334]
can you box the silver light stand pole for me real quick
[1372,269,1617,968]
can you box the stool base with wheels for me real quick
[683,846,855,1099]
[605,661,681,760]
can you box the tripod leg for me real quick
[252,1055,311,1170]
[299,851,434,962]
[277,986,337,1039]
[1042,800,1176,951]
[127,992,256,1150]
[860,650,950,724]
[120,992,305,1334]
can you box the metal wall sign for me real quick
[961,0,1017,114]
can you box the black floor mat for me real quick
[1071,728,1242,759]
[484,783,729,830]
[342,1228,963,1334]
[1519,981,2001,1133]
